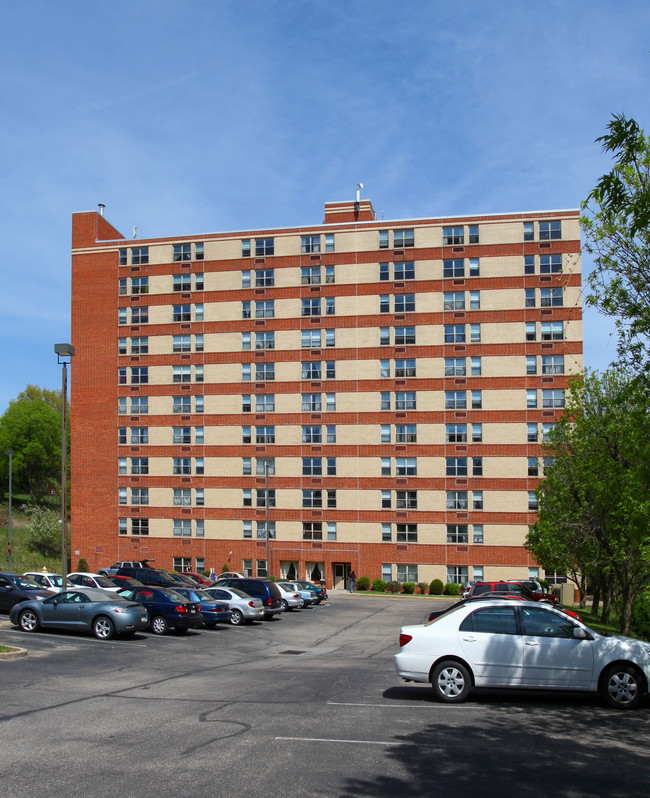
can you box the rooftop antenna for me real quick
[133,226,137,239]
[355,182,363,215]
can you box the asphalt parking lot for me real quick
[1,593,650,798]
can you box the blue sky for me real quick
[1,0,648,411]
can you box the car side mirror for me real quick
[573,627,590,640]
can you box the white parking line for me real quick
[327,701,433,708]
[275,736,440,747]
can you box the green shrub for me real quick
[445,582,460,596]
[221,563,230,572]
[430,579,444,595]
[77,557,89,572]
[372,578,386,592]
[386,580,401,593]
[356,575,371,591]
[402,582,416,594]
[417,581,428,594]
[631,589,650,639]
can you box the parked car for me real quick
[23,572,74,593]
[503,579,559,605]
[214,578,283,619]
[116,586,204,634]
[67,572,121,592]
[396,597,650,709]
[10,587,149,639]
[468,581,555,605]
[426,593,581,622]
[202,586,265,625]
[279,582,316,608]
[98,561,150,576]
[274,583,304,611]
[114,567,180,588]
[0,573,53,612]
[104,575,145,589]
[177,572,214,587]
[293,579,327,604]
[172,587,232,627]
[216,572,245,580]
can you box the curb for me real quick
[0,646,27,660]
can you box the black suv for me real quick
[115,567,179,588]
[214,578,283,619]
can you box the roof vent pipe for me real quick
[98,203,105,217]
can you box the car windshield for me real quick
[12,575,41,589]
[425,602,467,625]
[228,588,250,599]
[93,576,116,588]
[189,590,213,601]
[160,589,187,602]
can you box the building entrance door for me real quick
[333,563,351,590]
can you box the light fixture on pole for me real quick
[4,449,11,572]
[54,343,75,581]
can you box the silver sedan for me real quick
[203,586,265,625]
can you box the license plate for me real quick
[190,608,196,613]
[140,616,147,622]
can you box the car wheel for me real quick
[230,609,244,626]
[93,616,115,640]
[18,609,40,633]
[150,615,168,635]
[431,660,472,704]
[600,663,644,709]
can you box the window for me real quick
[303,522,323,540]
[118,338,127,355]
[302,361,321,380]
[395,391,416,410]
[118,397,127,415]
[301,265,321,284]
[541,321,564,341]
[131,367,148,384]
[302,298,321,316]
[195,396,204,413]
[542,389,565,408]
[380,295,390,314]
[380,392,390,410]
[255,269,274,287]
[173,335,192,353]
[381,425,391,443]
[523,221,534,241]
[195,334,204,352]
[195,244,204,262]
[469,291,480,310]
[326,425,336,443]
[541,287,563,307]
[243,363,252,382]
[469,258,480,277]
[131,427,148,444]
[242,239,251,257]
[173,365,191,383]
[396,326,416,345]
[394,229,414,248]
[118,427,127,445]
[257,522,275,540]
[471,357,482,376]
[132,488,148,506]
[381,490,392,509]
[118,368,127,384]
[470,324,481,343]
[131,247,149,265]
[254,426,274,444]
[118,458,127,475]
[525,288,536,308]
[118,487,127,505]
[132,457,149,475]
[526,322,536,341]
[472,423,482,443]
[447,566,468,585]
[396,458,417,476]
[380,360,390,379]
[396,490,417,509]
[173,243,191,262]
[526,355,537,375]
[302,393,321,412]
[445,325,465,343]
[173,519,192,537]
[119,249,127,266]
[131,397,148,416]
[325,329,335,347]
[473,491,483,510]
[527,389,538,408]
[396,524,417,542]
[256,300,274,318]
[255,394,275,412]
[394,261,415,280]
[444,292,464,311]
[524,255,535,274]
[527,423,538,442]
[242,301,251,319]
[131,518,149,536]
[255,331,274,350]
[379,230,389,249]
[447,524,468,543]
[382,523,392,542]
[325,297,336,316]
[303,489,322,508]
[443,226,464,245]
[396,424,417,443]
[194,304,203,322]
[256,489,275,508]
[379,262,390,281]
[131,277,148,295]
[445,391,466,409]
[539,220,561,240]
[542,355,564,374]
[173,488,192,506]
[173,458,191,475]
[256,457,275,476]
[131,306,148,324]
[173,427,192,444]
[173,395,191,414]
[443,259,464,278]
[301,235,321,254]
[325,234,335,253]
[255,363,275,381]
[468,225,479,244]
[471,390,482,409]
[540,254,562,274]
[445,358,466,376]
[255,238,274,256]
[446,424,467,443]
[130,337,148,355]
[528,457,539,477]
[302,458,322,476]
[396,564,418,583]
[528,491,539,511]
[447,491,468,510]
[173,305,191,323]
[446,457,467,477]
[381,457,391,476]
[326,394,336,412]
[472,457,483,476]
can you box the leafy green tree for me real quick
[25,505,65,559]
[527,369,650,634]
[0,387,63,503]
[581,114,650,372]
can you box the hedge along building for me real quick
[70,196,581,589]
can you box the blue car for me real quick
[172,587,232,627]
[116,586,203,635]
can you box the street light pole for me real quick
[4,449,11,571]
[265,460,270,578]
[55,343,75,581]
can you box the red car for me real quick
[179,572,214,587]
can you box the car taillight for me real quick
[293,594,299,599]
[176,605,188,614]
[248,601,255,607]
[399,633,413,647]
[266,597,272,605]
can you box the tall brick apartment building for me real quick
[70,198,582,589]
